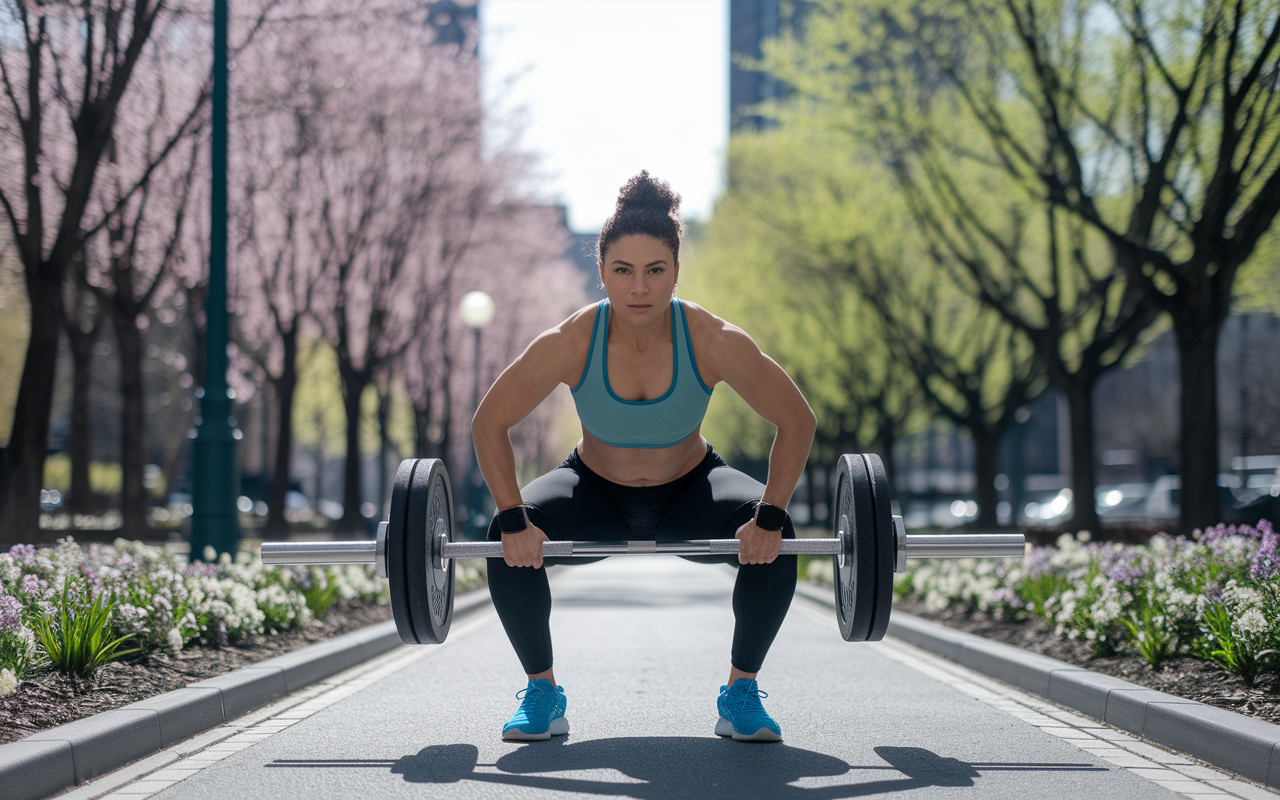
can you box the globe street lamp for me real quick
[460,291,496,536]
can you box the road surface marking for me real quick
[62,609,499,800]
[788,596,1278,800]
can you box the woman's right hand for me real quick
[501,525,551,568]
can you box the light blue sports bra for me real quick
[571,299,714,449]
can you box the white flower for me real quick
[114,603,151,635]
[0,668,17,697]
[1235,608,1268,636]
[167,627,184,653]
[806,559,834,586]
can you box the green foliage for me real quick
[762,0,1150,366]
[293,340,348,459]
[1016,572,1072,623]
[1118,584,1179,669]
[797,554,834,589]
[0,249,27,450]
[34,576,138,678]
[41,454,124,496]
[298,567,341,618]
[684,127,928,463]
[1235,226,1280,313]
[360,383,382,459]
[1196,602,1275,687]
[893,522,1280,682]
[0,624,41,681]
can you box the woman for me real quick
[472,171,816,744]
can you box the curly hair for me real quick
[596,171,683,264]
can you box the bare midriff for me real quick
[576,427,709,486]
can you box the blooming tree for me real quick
[0,0,210,542]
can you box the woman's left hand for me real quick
[735,518,782,564]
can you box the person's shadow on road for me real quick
[361,737,1101,798]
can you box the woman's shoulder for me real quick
[520,303,599,375]
[677,300,761,386]
[678,300,750,345]
[559,302,603,339]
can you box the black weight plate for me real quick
[387,458,420,645]
[405,458,455,644]
[833,453,877,641]
[423,459,456,643]
[862,453,895,642]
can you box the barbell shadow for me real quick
[266,741,1107,798]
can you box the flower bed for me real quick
[0,537,484,698]
[802,520,1280,698]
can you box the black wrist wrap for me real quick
[495,505,529,534]
[753,501,788,532]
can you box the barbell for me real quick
[259,454,1025,645]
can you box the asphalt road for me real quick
[89,558,1276,800]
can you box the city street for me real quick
[77,559,1275,800]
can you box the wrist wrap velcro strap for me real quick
[495,505,529,534]
[753,501,788,532]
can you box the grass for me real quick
[33,576,138,679]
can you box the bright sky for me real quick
[481,0,729,233]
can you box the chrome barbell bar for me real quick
[260,515,1026,576]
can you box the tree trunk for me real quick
[439,328,458,505]
[1175,323,1221,531]
[0,267,65,546]
[439,378,456,502]
[266,330,298,538]
[376,379,392,517]
[804,461,817,528]
[1063,380,1100,535]
[114,308,149,540]
[337,364,368,535]
[413,396,433,459]
[63,302,98,514]
[972,429,1001,528]
[876,412,898,500]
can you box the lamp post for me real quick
[189,0,239,560]
[459,291,496,536]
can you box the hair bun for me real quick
[597,170,684,264]
[616,170,681,217]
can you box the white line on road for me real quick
[787,597,1280,800]
[66,581,1280,800]
[62,609,500,800]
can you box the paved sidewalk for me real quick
[69,559,1280,799]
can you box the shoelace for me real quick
[723,685,768,699]
[729,685,768,712]
[515,686,555,712]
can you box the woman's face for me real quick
[598,234,679,326]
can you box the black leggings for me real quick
[486,445,796,675]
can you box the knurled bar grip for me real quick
[259,533,1025,564]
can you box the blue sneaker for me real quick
[715,679,782,742]
[502,679,568,742]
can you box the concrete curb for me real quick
[0,586,492,800]
[793,580,1280,789]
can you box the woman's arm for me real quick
[714,326,817,508]
[472,320,586,510]
[696,311,817,563]
[471,312,590,568]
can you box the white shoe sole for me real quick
[715,716,782,742]
[502,716,569,742]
